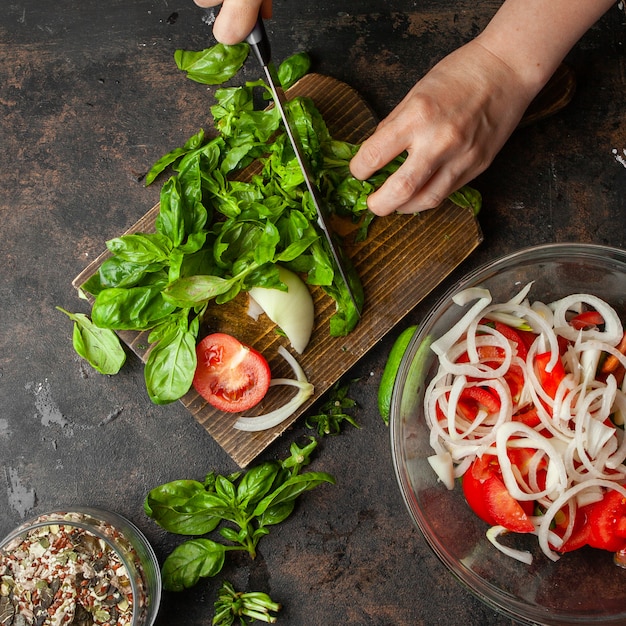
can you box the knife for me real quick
[245,17,361,318]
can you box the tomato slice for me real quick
[512,406,541,427]
[504,364,525,404]
[459,387,501,415]
[586,489,626,552]
[462,454,535,533]
[193,333,271,413]
[569,310,605,330]
[494,322,529,361]
[535,352,566,399]
[462,455,498,525]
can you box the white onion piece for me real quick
[486,526,533,565]
[431,288,492,356]
[428,452,455,490]
[508,281,534,306]
[248,266,314,354]
[550,293,623,345]
[234,346,314,432]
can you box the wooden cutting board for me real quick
[74,66,572,467]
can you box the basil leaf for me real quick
[156,177,186,247]
[98,256,165,289]
[144,480,222,535]
[163,275,237,308]
[174,43,249,85]
[278,52,311,89]
[144,324,197,404]
[252,472,336,517]
[92,284,176,330]
[144,128,206,186]
[236,461,281,507]
[57,308,126,375]
[257,500,296,527]
[161,539,226,591]
[448,184,482,216]
[106,233,172,265]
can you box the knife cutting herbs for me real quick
[61,40,481,406]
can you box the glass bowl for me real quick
[0,507,161,626]
[390,243,626,625]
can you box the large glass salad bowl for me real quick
[390,243,626,625]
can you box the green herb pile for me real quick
[62,41,481,407]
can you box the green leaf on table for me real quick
[56,307,126,375]
[161,539,226,591]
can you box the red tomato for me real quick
[586,490,626,552]
[569,310,604,330]
[535,352,566,399]
[556,506,591,553]
[193,333,271,413]
[494,322,529,361]
[462,455,498,525]
[462,454,535,533]
[504,364,525,403]
[512,406,541,427]
[460,387,502,415]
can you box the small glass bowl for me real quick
[0,507,161,626]
[390,243,626,625]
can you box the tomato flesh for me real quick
[535,352,566,399]
[462,454,535,533]
[569,310,604,330]
[586,490,626,552]
[555,507,591,553]
[193,333,271,413]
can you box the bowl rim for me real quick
[389,242,626,625]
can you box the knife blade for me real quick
[245,17,361,318]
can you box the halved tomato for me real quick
[462,454,535,533]
[193,333,271,413]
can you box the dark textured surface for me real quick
[0,2,624,625]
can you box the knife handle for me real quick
[246,17,271,68]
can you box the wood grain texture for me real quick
[73,73,483,467]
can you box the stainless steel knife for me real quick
[245,17,361,317]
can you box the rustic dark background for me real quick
[1,1,624,624]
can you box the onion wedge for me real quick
[248,266,314,354]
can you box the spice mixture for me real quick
[0,518,137,626]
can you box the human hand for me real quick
[193,0,272,44]
[349,39,539,215]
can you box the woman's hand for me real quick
[349,39,536,215]
[193,0,272,44]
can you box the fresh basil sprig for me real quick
[145,437,334,592]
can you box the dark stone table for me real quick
[1,1,624,624]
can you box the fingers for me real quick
[194,0,272,44]
[350,41,533,216]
